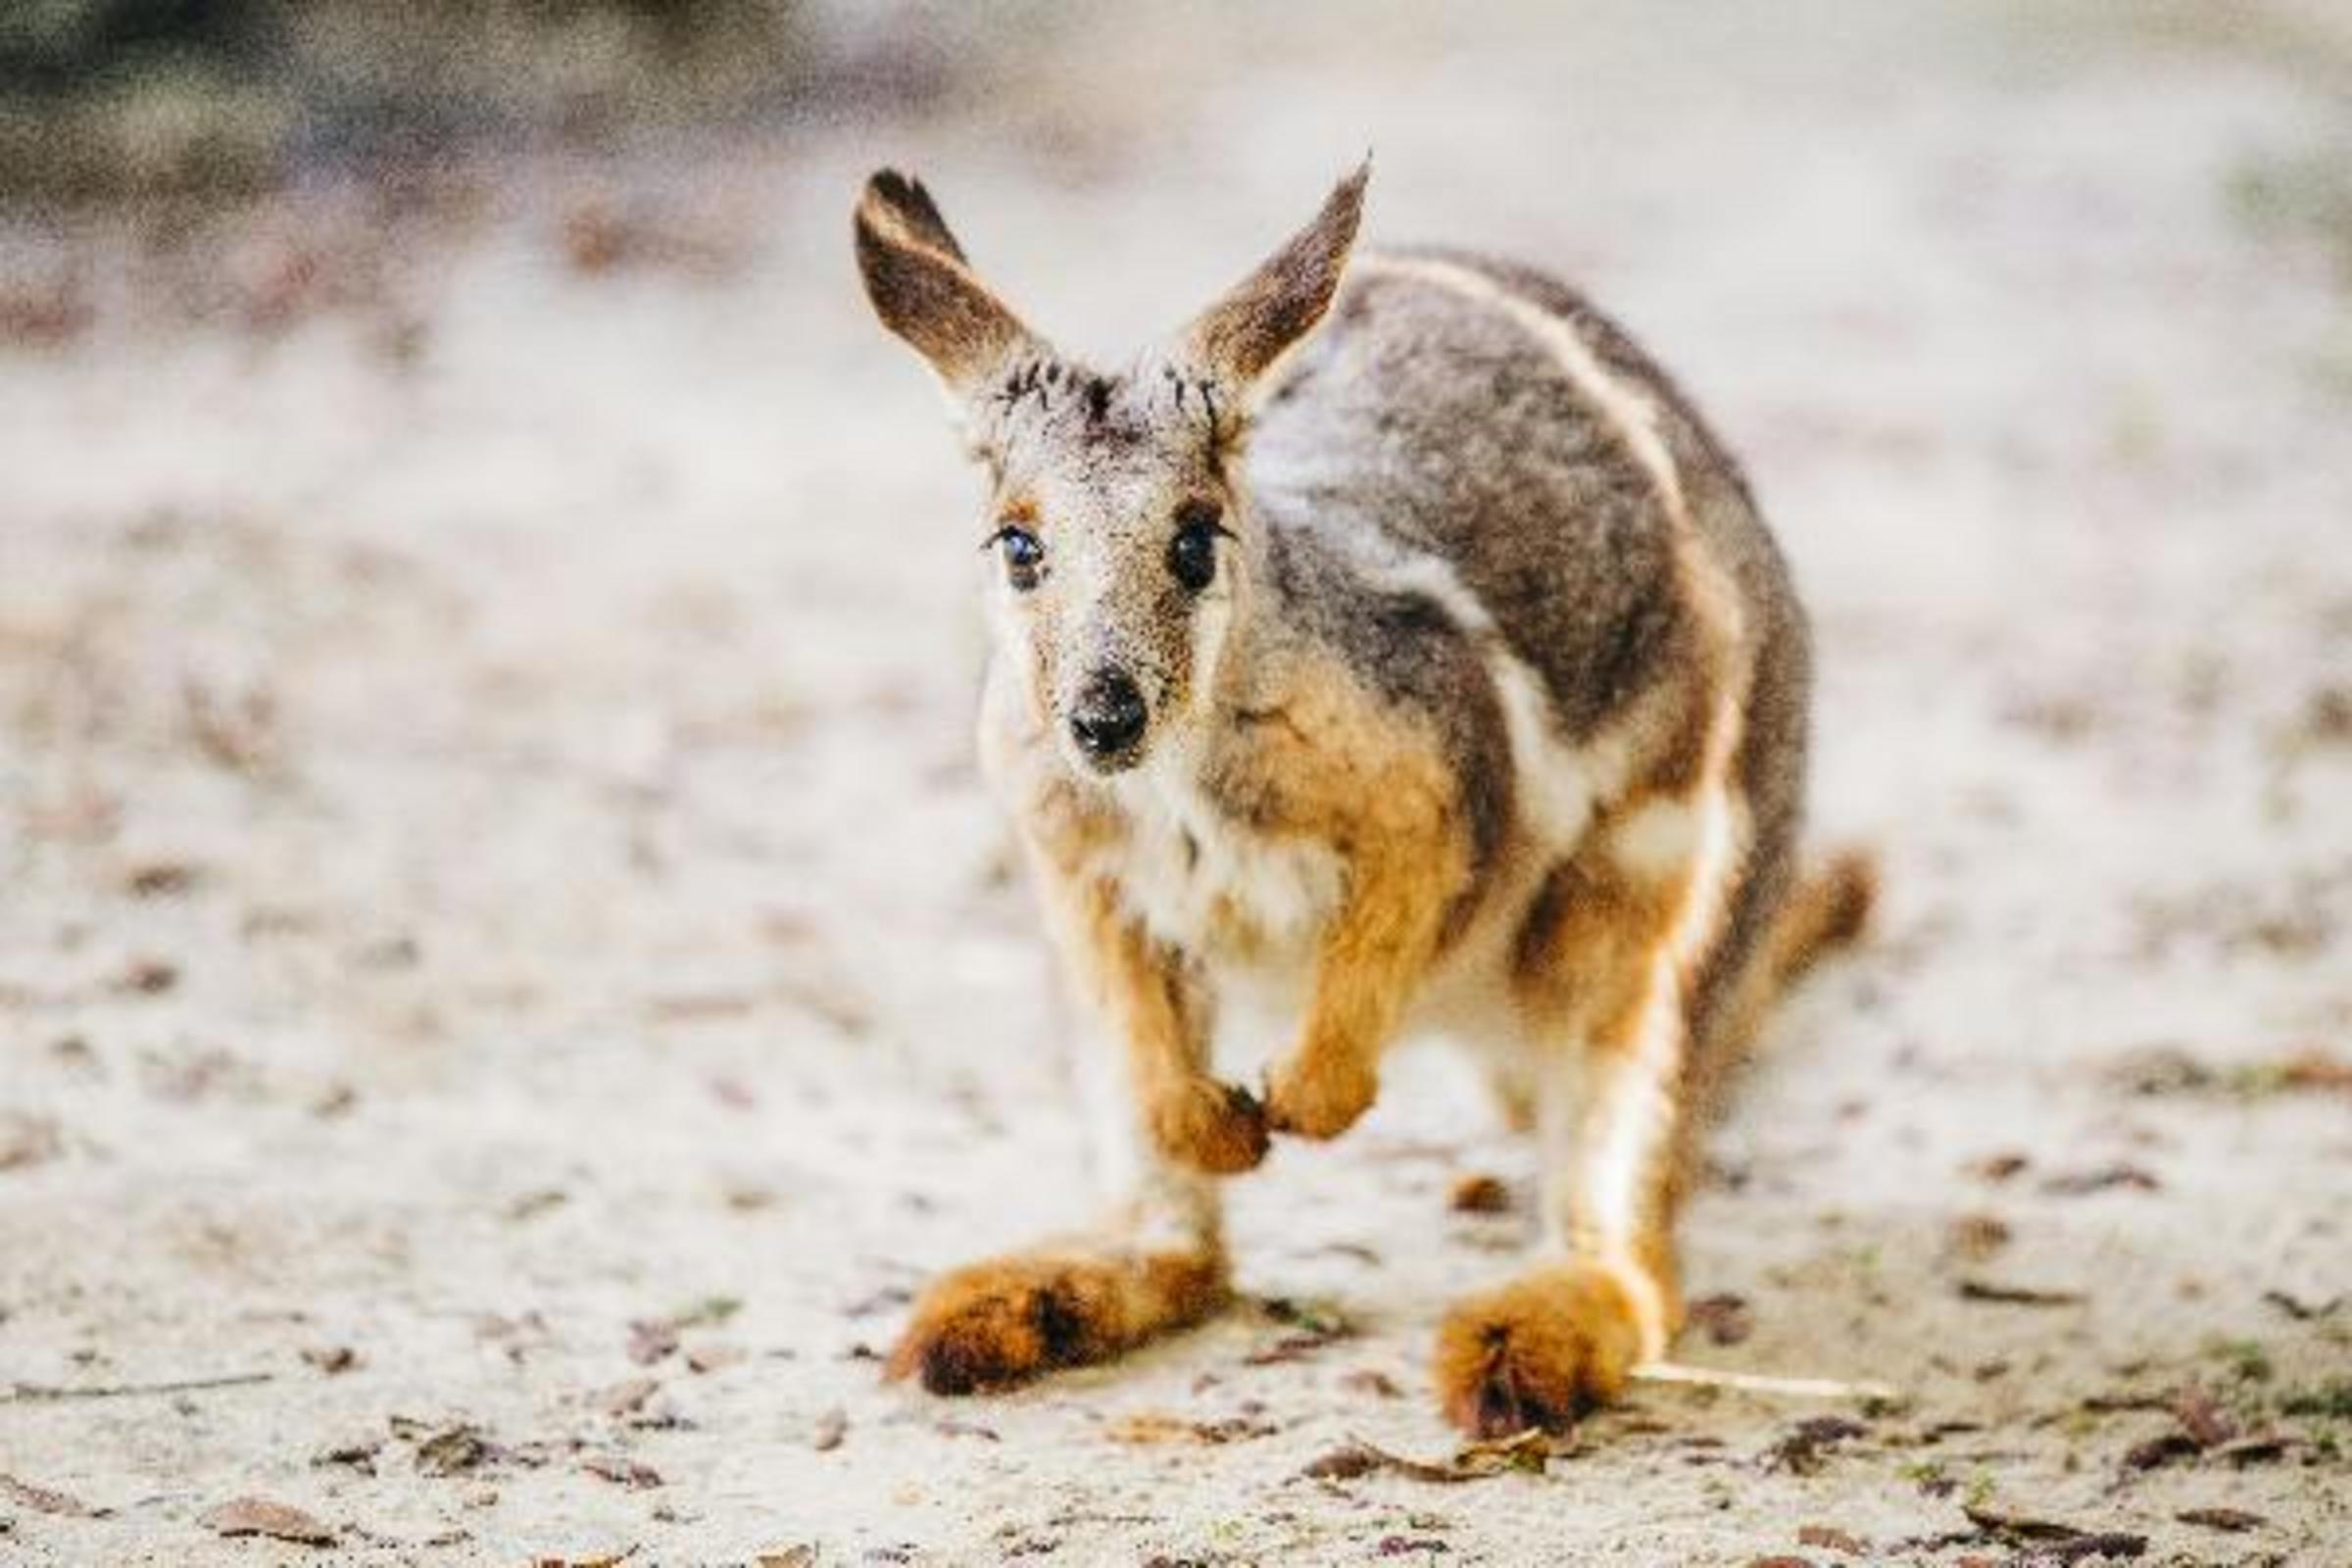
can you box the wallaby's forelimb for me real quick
[1263,839,1452,1140]
[1052,869,1267,1176]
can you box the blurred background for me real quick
[2,3,2348,1563]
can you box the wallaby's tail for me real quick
[1693,848,1878,1108]
[1762,848,1878,993]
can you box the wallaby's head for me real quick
[856,164,1367,777]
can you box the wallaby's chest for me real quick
[1101,764,1343,964]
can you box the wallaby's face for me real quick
[856,166,1367,777]
[971,368,1241,774]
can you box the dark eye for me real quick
[985,524,1045,590]
[1168,503,1226,593]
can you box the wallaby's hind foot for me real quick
[887,1248,1226,1395]
[1432,1260,1654,1437]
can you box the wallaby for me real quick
[854,162,1872,1436]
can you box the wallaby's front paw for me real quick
[1432,1261,1647,1437]
[1150,1078,1269,1174]
[1264,1051,1377,1141]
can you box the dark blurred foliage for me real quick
[0,0,958,201]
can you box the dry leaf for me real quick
[0,1112,63,1172]
[0,1472,105,1517]
[2176,1506,2263,1533]
[201,1496,335,1546]
[581,1454,662,1490]
[1685,1293,1755,1347]
[626,1319,680,1366]
[1797,1524,1867,1555]
[1447,1173,1510,1214]
[1958,1278,2083,1307]
[594,1378,660,1418]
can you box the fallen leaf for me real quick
[1763,1416,1868,1475]
[115,957,179,996]
[2175,1506,2263,1532]
[311,1437,382,1474]
[1958,1278,2084,1307]
[759,1549,818,1568]
[200,1496,335,1546]
[1685,1293,1754,1347]
[1301,1440,1462,1484]
[2122,1433,2198,1470]
[0,1472,105,1517]
[2039,1165,2160,1197]
[2211,1435,2291,1466]
[1943,1214,2011,1263]
[300,1347,358,1376]
[389,1419,491,1477]
[0,1112,63,1172]
[1961,1502,2147,1560]
[580,1454,662,1490]
[1796,1525,1866,1556]
[593,1378,660,1417]
[2169,1385,2234,1448]
[1104,1411,1275,1445]
[2275,1049,2352,1094]
[1965,1152,2031,1183]
[626,1320,680,1366]
[124,862,198,897]
[684,1340,747,1375]
[1246,1298,1354,1365]
[1447,1174,1510,1214]
[1299,1429,1550,1485]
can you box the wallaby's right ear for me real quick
[855,171,1035,400]
[1178,161,1369,395]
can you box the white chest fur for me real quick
[1101,755,1342,965]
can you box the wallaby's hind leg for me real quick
[889,867,1244,1394]
[1434,768,1755,1436]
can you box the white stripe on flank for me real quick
[1353,254,1690,530]
[1357,252,1766,1359]
[1334,546,1632,848]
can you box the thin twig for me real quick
[1632,1359,1901,1403]
[5,1372,275,1404]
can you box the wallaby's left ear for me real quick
[1179,160,1369,394]
[856,170,1037,399]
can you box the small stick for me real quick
[1632,1359,1901,1403]
[5,1372,275,1404]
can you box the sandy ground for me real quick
[4,5,2351,1564]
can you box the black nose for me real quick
[1069,671,1148,763]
